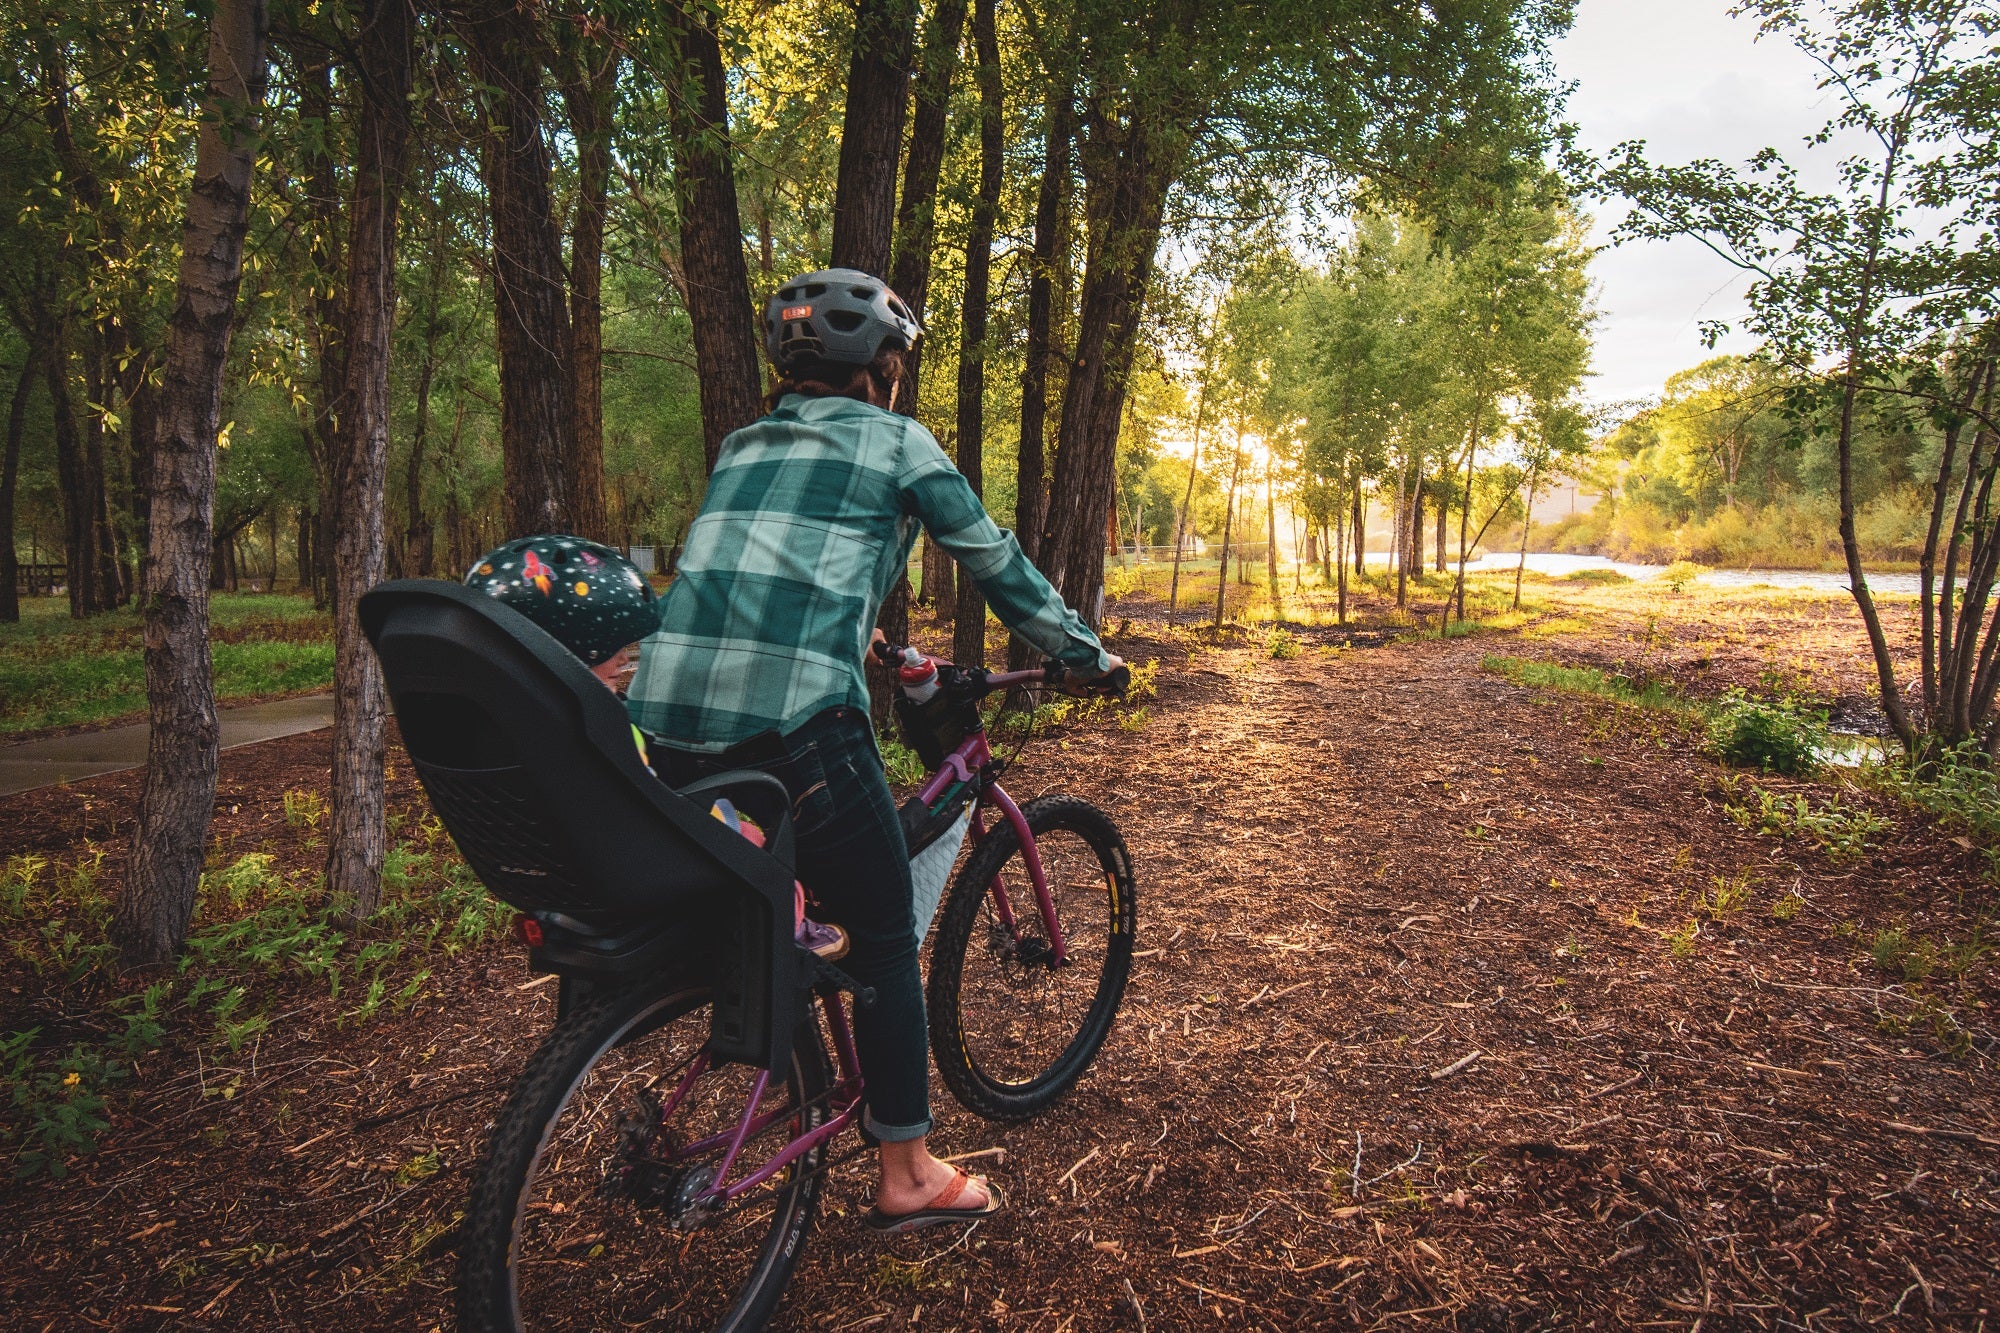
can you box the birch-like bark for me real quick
[118,0,268,967]
[326,0,415,920]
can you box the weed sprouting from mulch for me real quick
[0,816,504,1179]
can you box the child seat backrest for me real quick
[358,579,801,1068]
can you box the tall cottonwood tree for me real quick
[662,2,764,472]
[326,0,417,917]
[562,34,617,541]
[831,0,918,277]
[462,0,573,535]
[951,0,1001,665]
[117,0,269,966]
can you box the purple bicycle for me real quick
[452,647,1137,1331]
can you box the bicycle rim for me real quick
[458,985,828,1332]
[931,797,1135,1118]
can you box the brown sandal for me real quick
[862,1168,1007,1235]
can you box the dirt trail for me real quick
[3,628,1996,1330]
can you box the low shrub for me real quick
[1708,689,1827,775]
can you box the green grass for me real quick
[1,594,333,734]
[1480,654,1691,713]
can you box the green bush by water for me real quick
[1707,689,1828,775]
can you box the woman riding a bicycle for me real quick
[625,268,1124,1230]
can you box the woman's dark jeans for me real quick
[651,706,930,1143]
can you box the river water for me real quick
[1437,551,1925,596]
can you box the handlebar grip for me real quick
[1094,664,1132,698]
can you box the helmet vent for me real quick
[802,283,828,298]
[850,287,877,300]
[888,298,912,322]
[825,310,865,332]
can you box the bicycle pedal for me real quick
[797,918,849,961]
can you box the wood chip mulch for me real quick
[1,596,1995,1331]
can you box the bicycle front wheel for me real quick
[455,981,829,1332]
[927,795,1136,1121]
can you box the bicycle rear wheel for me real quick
[456,981,829,1332]
[927,795,1136,1121]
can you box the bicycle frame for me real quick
[662,669,1067,1213]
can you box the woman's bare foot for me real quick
[874,1139,992,1217]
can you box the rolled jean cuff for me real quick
[865,1110,932,1144]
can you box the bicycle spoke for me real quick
[488,997,826,1331]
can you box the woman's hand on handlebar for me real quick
[1051,654,1128,698]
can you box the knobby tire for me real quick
[927,795,1136,1121]
[455,981,829,1332]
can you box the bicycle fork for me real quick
[974,783,1069,968]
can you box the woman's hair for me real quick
[767,347,908,412]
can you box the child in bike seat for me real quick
[624,268,1123,1233]
[463,537,848,961]
[463,536,657,758]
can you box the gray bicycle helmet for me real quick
[765,268,923,370]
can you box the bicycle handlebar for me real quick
[870,642,1129,700]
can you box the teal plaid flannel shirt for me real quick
[626,393,1109,751]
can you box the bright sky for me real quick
[1555,0,1841,405]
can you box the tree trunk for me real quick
[462,0,573,535]
[919,535,953,608]
[295,506,314,590]
[327,0,414,920]
[1434,485,1448,573]
[1213,431,1243,630]
[831,0,919,278]
[1334,503,1347,624]
[889,0,969,396]
[402,215,449,580]
[1007,84,1074,673]
[1265,456,1280,620]
[1392,466,1407,607]
[0,352,36,622]
[1352,485,1365,576]
[117,0,268,968]
[950,0,1000,668]
[1167,322,1218,614]
[1514,457,1540,612]
[80,339,126,606]
[563,44,616,542]
[1455,421,1479,621]
[296,55,345,590]
[1041,110,1177,620]
[44,321,106,618]
[665,3,765,473]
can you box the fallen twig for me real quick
[1123,1277,1147,1333]
[1172,1276,1246,1306]
[1883,1119,2000,1148]
[1056,1145,1101,1189]
[1585,1072,1644,1099]
[1428,1050,1481,1080]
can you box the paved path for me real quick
[0,695,335,796]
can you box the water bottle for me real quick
[898,648,940,703]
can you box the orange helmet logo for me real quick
[782,305,813,320]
